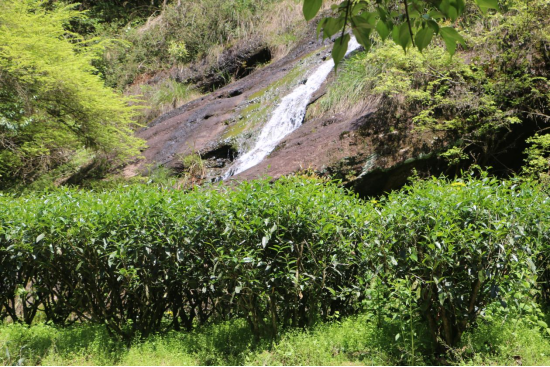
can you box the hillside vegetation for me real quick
[309,0,550,180]
[0,0,312,190]
[2,1,550,365]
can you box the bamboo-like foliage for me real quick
[0,0,144,185]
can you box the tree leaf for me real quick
[392,22,412,52]
[375,20,391,40]
[332,33,350,70]
[415,27,434,52]
[454,0,466,15]
[439,26,465,56]
[475,0,499,14]
[316,18,327,38]
[323,16,345,38]
[527,258,537,273]
[36,233,45,243]
[351,16,374,30]
[352,26,372,51]
[303,0,323,21]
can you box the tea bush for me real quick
[1,175,549,351]
[0,177,368,340]
[359,173,550,350]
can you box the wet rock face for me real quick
[124,22,334,177]
[125,21,449,195]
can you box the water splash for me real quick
[223,37,361,179]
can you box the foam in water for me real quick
[223,37,361,180]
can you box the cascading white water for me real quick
[223,37,361,179]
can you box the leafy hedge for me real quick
[0,178,366,339]
[362,174,550,349]
[1,175,549,350]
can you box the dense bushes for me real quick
[362,174,550,349]
[0,0,144,187]
[1,175,550,351]
[0,178,366,339]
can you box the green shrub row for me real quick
[1,175,549,350]
[0,177,366,340]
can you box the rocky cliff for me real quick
[125,5,550,196]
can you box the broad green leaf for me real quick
[453,0,466,15]
[427,19,440,33]
[316,18,327,38]
[376,6,389,21]
[447,5,458,21]
[439,26,465,56]
[475,0,499,14]
[351,16,374,30]
[439,0,451,15]
[415,27,434,52]
[360,11,378,26]
[352,26,372,51]
[375,20,391,40]
[392,22,411,52]
[323,17,345,38]
[303,0,323,21]
[332,33,350,70]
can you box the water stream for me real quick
[223,37,361,179]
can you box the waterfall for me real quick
[223,37,361,179]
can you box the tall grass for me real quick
[3,310,550,365]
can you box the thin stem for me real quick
[340,1,352,44]
[404,0,416,47]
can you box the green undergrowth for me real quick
[2,173,550,355]
[3,311,550,366]
[311,0,550,174]
[99,0,306,90]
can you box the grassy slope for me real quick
[307,0,550,177]
[2,312,550,366]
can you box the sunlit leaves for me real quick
[303,0,323,21]
[0,177,367,338]
[0,0,144,185]
[310,0,502,66]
